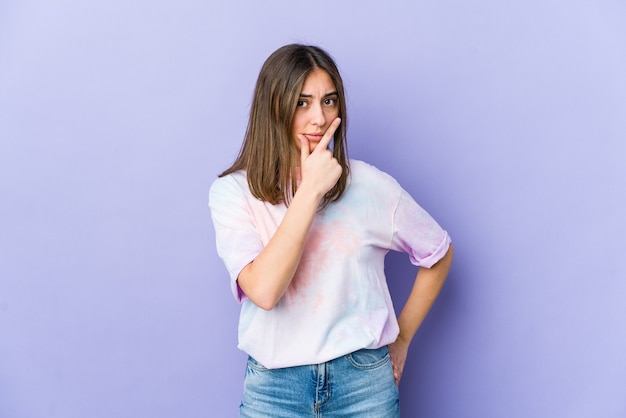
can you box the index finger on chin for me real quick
[315,117,341,152]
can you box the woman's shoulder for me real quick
[209,170,248,199]
[349,159,399,187]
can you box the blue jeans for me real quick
[240,346,400,417]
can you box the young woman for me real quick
[209,44,453,417]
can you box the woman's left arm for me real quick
[388,243,454,385]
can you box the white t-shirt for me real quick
[209,159,451,369]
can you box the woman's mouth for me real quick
[304,133,323,142]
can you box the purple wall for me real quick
[1,1,625,417]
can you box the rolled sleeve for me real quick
[390,188,451,268]
[209,175,263,302]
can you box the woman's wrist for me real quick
[295,181,326,203]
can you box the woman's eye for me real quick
[324,98,337,106]
[297,100,307,107]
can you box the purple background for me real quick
[1,1,625,417]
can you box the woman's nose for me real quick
[310,103,326,126]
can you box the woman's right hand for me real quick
[237,117,343,310]
[297,117,343,198]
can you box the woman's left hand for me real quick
[388,338,409,386]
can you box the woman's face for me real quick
[291,68,340,154]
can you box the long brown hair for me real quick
[220,44,349,208]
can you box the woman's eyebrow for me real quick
[299,91,338,98]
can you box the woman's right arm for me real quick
[237,118,342,310]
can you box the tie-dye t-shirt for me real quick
[209,159,451,369]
